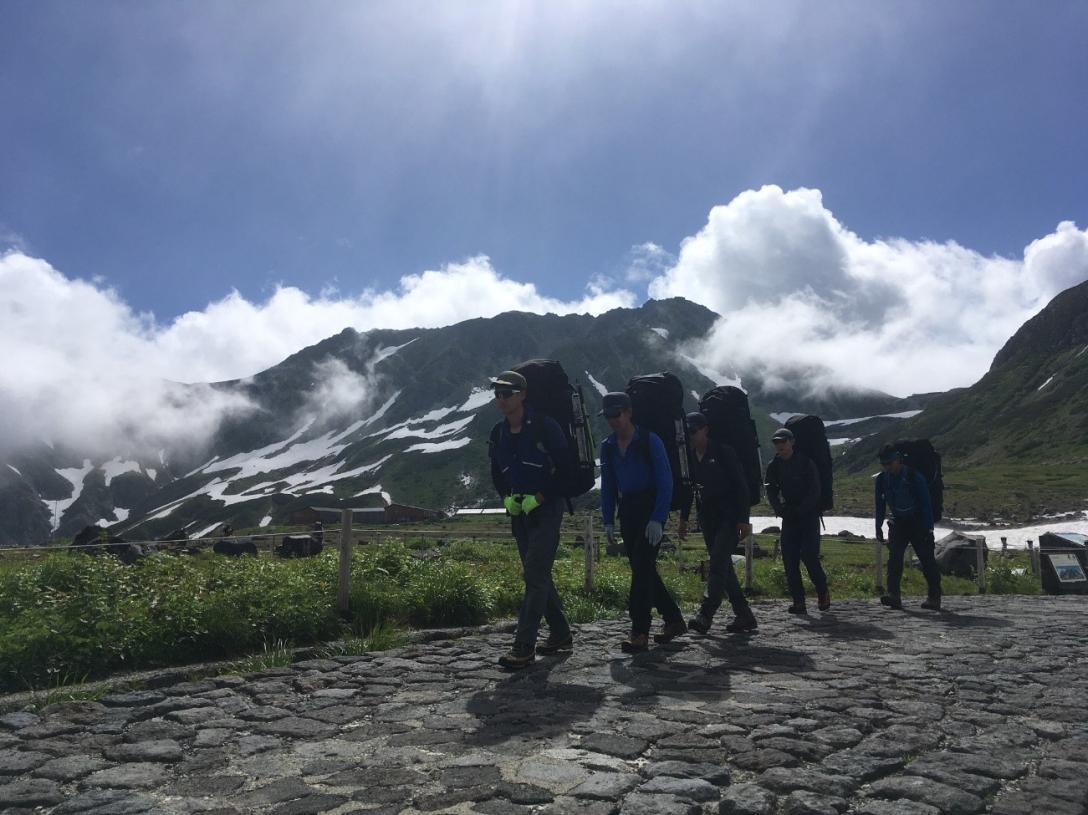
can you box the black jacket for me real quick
[765,451,821,520]
[681,441,750,525]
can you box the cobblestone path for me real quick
[2,596,1088,815]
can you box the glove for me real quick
[645,520,664,551]
[875,522,884,543]
[504,495,523,516]
[603,525,616,545]
[520,494,541,514]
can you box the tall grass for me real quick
[0,534,1042,692]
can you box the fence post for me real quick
[975,536,987,594]
[338,510,352,616]
[1001,536,1008,559]
[874,536,885,594]
[1027,540,1038,576]
[744,532,754,595]
[584,515,594,593]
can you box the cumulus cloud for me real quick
[649,186,1088,396]
[0,252,634,456]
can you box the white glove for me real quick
[603,524,616,545]
[645,520,663,550]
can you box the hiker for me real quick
[875,444,941,610]
[765,427,830,614]
[678,412,757,634]
[488,369,573,669]
[599,391,687,652]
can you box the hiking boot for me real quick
[725,614,758,633]
[621,633,649,653]
[497,642,535,669]
[536,634,573,655]
[880,594,903,610]
[787,602,807,615]
[817,591,832,611]
[654,619,688,643]
[920,595,942,611]
[688,614,711,635]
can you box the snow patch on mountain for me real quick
[50,459,94,530]
[459,387,494,413]
[1076,344,1088,358]
[6,464,20,477]
[259,515,273,527]
[824,410,923,426]
[386,414,475,442]
[585,372,608,396]
[1037,375,1055,391]
[355,484,392,504]
[651,327,669,339]
[101,458,142,486]
[405,437,472,454]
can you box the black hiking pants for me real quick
[698,508,752,622]
[887,518,942,599]
[619,490,682,636]
[780,512,827,604]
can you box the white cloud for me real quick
[0,251,634,456]
[648,186,1088,396]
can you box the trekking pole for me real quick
[584,515,595,593]
[975,536,987,594]
[744,532,754,595]
[874,536,884,594]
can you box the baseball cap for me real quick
[878,444,902,464]
[599,392,632,418]
[489,370,527,391]
[771,427,794,442]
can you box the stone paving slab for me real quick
[2,596,1088,814]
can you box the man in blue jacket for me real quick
[875,444,941,610]
[488,369,573,669]
[599,391,686,652]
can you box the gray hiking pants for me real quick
[512,498,570,648]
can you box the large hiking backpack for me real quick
[493,359,596,500]
[698,385,763,506]
[624,372,692,512]
[892,438,944,522]
[784,414,834,512]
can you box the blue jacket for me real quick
[600,426,673,526]
[489,408,569,499]
[875,466,934,529]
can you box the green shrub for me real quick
[404,562,494,627]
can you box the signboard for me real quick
[1048,553,1087,583]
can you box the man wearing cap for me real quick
[599,391,686,652]
[678,412,757,634]
[875,443,941,610]
[765,427,830,614]
[488,369,573,669]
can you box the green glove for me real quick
[504,495,523,516]
[521,494,542,514]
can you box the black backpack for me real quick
[488,359,596,501]
[698,385,763,506]
[784,414,833,512]
[624,372,692,512]
[892,438,944,522]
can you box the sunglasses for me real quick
[493,389,521,400]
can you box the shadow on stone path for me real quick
[2,596,1088,815]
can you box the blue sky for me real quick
[2,0,1088,458]
[3,1,1085,320]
